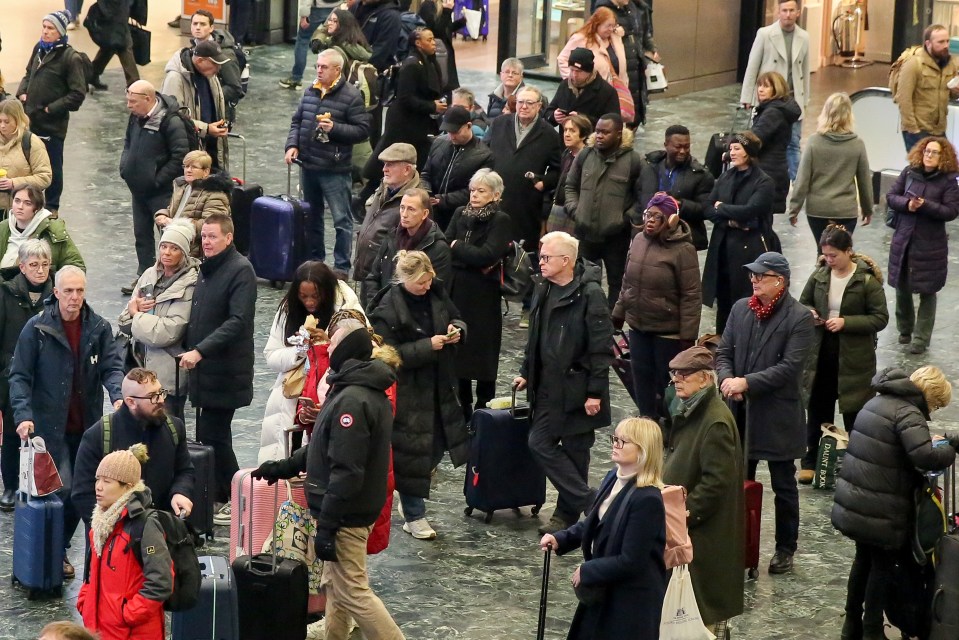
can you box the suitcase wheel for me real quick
[747,567,759,580]
[483,512,494,524]
[512,508,521,516]
[464,507,473,517]
[27,589,38,601]
[531,504,542,516]
[270,281,284,289]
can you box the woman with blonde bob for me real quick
[832,365,959,639]
[788,92,873,247]
[540,417,668,639]
[0,98,52,214]
[368,250,468,540]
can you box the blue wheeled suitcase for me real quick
[463,386,546,523]
[249,165,310,285]
[13,479,65,599]
[172,555,240,640]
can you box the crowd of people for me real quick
[2,0,959,639]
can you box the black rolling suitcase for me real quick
[232,477,309,640]
[228,133,261,256]
[175,357,216,541]
[704,107,753,179]
[464,386,546,523]
[930,453,959,639]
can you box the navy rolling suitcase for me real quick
[228,133,261,256]
[249,165,310,285]
[172,555,240,640]
[13,457,65,599]
[464,386,546,523]
[232,478,309,640]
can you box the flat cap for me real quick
[378,142,417,164]
[668,346,715,372]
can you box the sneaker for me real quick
[0,489,15,512]
[797,469,814,485]
[537,514,574,536]
[402,518,437,540]
[213,502,232,527]
[63,558,75,580]
[67,21,77,31]
[519,310,530,328]
[395,492,404,519]
[120,278,138,295]
[768,551,794,574]
[279,78,303,90]
[305,618,325,640]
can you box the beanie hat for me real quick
[159,220,195,256]
[568,48,595,73]
[96,444,148,486]
[646,191,679,216]
[731,132,761,158]
[329,326,373,373]
[44,11,71,37]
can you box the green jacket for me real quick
[799,255,888,413]
[0,215,85,280]
[662,384,744,625]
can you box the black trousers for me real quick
[457,378,495,424]
[579,230,630,309]
[806,216,858,253]
[0,400,17,492]
[91,45,139,87]
[844,542,901,631]
[196,407,239,503]
[803,331,859,469]
[130,191,169,274]
[627,329,683,420]
[747,458,799,555]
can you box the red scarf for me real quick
[747,287,785,322]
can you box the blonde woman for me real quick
[556,7,628,88]
[540,417,668,639]
[0,98,52,213]
[788,92,873,246]
[832,365,959,639]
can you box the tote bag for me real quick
[660,565,715,640]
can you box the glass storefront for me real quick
[498,0,590,77]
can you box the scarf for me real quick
[396,218,432,251]
[569,70,599,97]
[462,201,498,222]
[90,481,146,555]
[1,208,53,269]
[747,286,785,322]
[38,38,66,53]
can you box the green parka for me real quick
[799,254,888,413]
[0,214,85,280]
[662,384,744,625]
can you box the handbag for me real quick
[282,359,308,399]
[662,485,693,568]
[129,21,152,66]
[645,61,668,94]
[886,176,913,229]
[499,241,534,303]
[115,330,144,373]
[261,484,323,595]
[912,475,947,565]
[19,437,64,497]
[812,423,849,490]
[462,7,482,39]
[546,203,576,235]
[659,565,715,640]
[609,75,635,124]
[84,3,127,51]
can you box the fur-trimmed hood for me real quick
[372,342,402,371]
[586,126,635,151]
[171,172,235,194]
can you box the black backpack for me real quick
[125,508,202,612]
[163,107,202,153]
[72,49,96,86]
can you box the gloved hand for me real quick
[314,527,338,562]
[250,460,288,486]
[611,316,625,331]
[947,434,959,450]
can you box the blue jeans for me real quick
[902,130,932,153]
[291,6,334,82]
[300,168,353,271]
[65,0,83,21]
[787,120,801,181]
[41,135,65,210]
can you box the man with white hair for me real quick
[514,231,613,535]
[9,265,124,579]
[286,49,372,274]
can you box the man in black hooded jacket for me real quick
[252,323,404,640]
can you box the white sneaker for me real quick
[402,518,437,540]
[213,502,232,527]
[306,618,325,640]
[67,21,77,31]
[395,492,404,519]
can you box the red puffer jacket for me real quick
[77,489,173,640]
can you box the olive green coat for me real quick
[799,255,888,413]
[0,215,85,279]
[662,384,744,625]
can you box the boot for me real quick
[840,614,862,640]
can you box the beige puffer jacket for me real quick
[0,132,52,211]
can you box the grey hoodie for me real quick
[787,131,873,220]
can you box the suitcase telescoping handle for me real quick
[173,354,198,441]
[536,547,551,640]
[227,132,246,183]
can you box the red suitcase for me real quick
[743,405,762,579]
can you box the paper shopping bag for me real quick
[19,437,63,497]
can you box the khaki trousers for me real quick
[321,525,404,640]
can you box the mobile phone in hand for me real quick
[446,327,461,339]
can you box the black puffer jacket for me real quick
[420,135,494,229]
[286,77,371,173]
[185,245,257,409]
[751,97,802,213]
[832,368,958,550]
[120,94,191,199]
[637,151,715,250]
[0,274,52,408]
[368,283,468,498]
[363,220,451,310]
[16,43,87,139]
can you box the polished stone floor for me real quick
[0,15,957,640]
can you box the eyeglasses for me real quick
[747,272,779,282]
[500,69,521,76]
[539,254,568,263]
[125,90,149,98]
[23,260,51,272]
[924,148,942,156]
[516,100,539,107]
[669,369,697,381]
[643,209,665,221]
[609,434,636,449]
[127,389,169,404]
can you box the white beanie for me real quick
[159,220,195,256]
